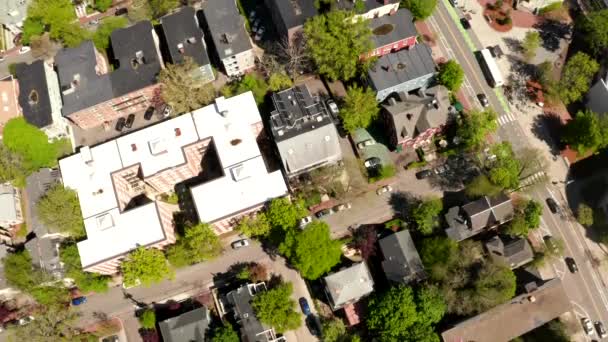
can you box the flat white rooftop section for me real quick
[192,93,262,168]
[77,203,165,268]
[116,114,199,176]
[59,142,122,219]
[191,155,288,223]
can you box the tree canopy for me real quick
[411,197,443,235]
[419,236,458,281]
[0,144,27,187]
[304,10,373,80]
[339,85,379,133]
[252,282,301,333]
[488,142,521,190]
[576,9,608,55]
[22,0,88,47]
[322,318,350,342]
[159,57,217,115]
[437,60,464,91]
[465,174,502,199]
[279,221,342,279]
[401,0,438,19]
[12,304,88,341]
[267,197,308,231]
[457,109,498,150]
[94,0,113,12]
[92,17,129,51]
[60,243,110,293]
[505,199,542,237]
[166,223,222,268]
[149,0,179,18]
[37,183,85,237]
[561,109,608,155]
[221,74,269,105]
[121,247,174,287]
[522,31,541,60]
[211,324,240,342]
[3,250,48,291]
[139,309,156,330]
[268,72,294,92]
[236,213,272,238]
[558,52,600,105]
[577,203,594,226]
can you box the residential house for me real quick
[586,71,608,116]
[0,0,31,37]
[381,85,451,151]
[379,230,426,285]
[0,75,20,137]
[223,283,286,342]
[485,235,534,269]
[362,9,417,60]
[324,262,374,311]
[159,306,210,342]
[367,43,436,102]
[201,0,255,77]
[265,0,317,43]
[0,183,22,229]
[335,0,400,20]
[15,61,69,139]
[441,278,571,342]
[160,6,215,84]
[268,85,342,177]
[55,21,163,130]
[59,92,287,274]
[445,193,514,242]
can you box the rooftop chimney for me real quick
[135,50,144,64]
[186,37,196,44]
[177,43,184,54]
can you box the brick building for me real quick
[362,9,418,60]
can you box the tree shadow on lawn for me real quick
[530,113,564,156]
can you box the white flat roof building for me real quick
[60,92,288,273]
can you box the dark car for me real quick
[101,335,119,342]
[315,209,334,219]
[305,316,321,337]
[115,117,126,132]
[460,17,471,29]
[125,114,135,128]
[477,93,489,107]
[546,198,559,214]
[415,169,433,179]
[565,257,578,273]
[144,106,155,120]
[71,296,87,306]
[115,7,128,16]
[299,297,311,316]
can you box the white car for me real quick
[231,239,250,249]
[357,139,375,149]
[332,203,352,212]
[299,216,313,228]
[18,46,31,54]
[376,185,393,195]
[582,318,594,336]
[326,99,339,115]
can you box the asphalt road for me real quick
[431,0,608,336]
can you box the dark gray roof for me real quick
[379,230,425,284]
[324,263,374,310]
[160,6,211,66]
[486,236,534,269]
[266,0,317,32]
[56,21,162,116]
[369,9,417,48]
[25,236,63,277]
[335,0,400,12]
[15,61,53,128]
[367,43,436,92]
[202,0,252,60]
[158,307,210,342]
[382,85,450,141]
[445,194,514,241]
[226,283,275,342]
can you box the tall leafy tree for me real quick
[149,0,179,18]
[522,31,541,60]
[419,236,458,281]
[13,305,89,341]
[456,109,498,150]
[322,318,349,342]
[252,283,301,333]
[488,142,521,190]
[22,0,88,46]
[92,17,129,50]
[166,223,222,268]
[473,260,517,310]
[221,74,269,105]
[401,0,438,19]
[236,213,272,238]
[437,60,464,91]
[558,52,599,105]
[60,243,110,293]
[37,183,84,237]
[411,197,443,235]
[139,309,156,329]
[121,247,174,287]
[279,221,342,280]
[0,144,27,187]
[3,250,48,291]
[267,197,308,231]
[304,10,372,80]
[523,199,542,229]
[562,110,608,155]
[504,215,529,237]
[211,324,240,342]
[340,85,379,133]
[159,57,217,115]
[268,72,293,92]
[576,9,608,55]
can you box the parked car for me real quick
[434,164,450,175]
[326,99,339,115]
[596,321,607,338]
[101,335,119,342]
[231,239,249,249]
[333,203,352,212]
[460,17,471,29]
[315,208,334,218]
[144,106,155,120]
[357,139,375,149]
[477,93,489,107]
[415,169,433,179]
[299,216,313,228]
[306,316,321,337]
[546,198,559,214]
[162,105,173,118]
[71,296,87,306]
[115,117,126,132]
[376,185,393,195]
[18,316,35,325]
[565,257,578,273]
[125,114,135,129]
[18,46,31,54]
[364,157,381,169]
[299,297,311,316]
[583,318,595,335]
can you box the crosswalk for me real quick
[520,171,547,187]
[496,113,516,126]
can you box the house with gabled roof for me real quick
[265,0,317,43]
[324,262,374,311]
[485,235,534,269]
[445,193,514,242]
[379,230,426,285]
[159,306,211,342]
[362,9,418,60]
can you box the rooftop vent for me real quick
[187,36,196,44]
[28,90,39,105]
[230,138,242,146]
[177,43,184,54]
[316,115,323,122]
[277,129,284,136]
[406,113,413,120]
[222,33,233,44]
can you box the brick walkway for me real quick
[477,0,543,29]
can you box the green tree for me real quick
[504,215,529,237]
[2,250,48,291]
[139,309,156,329]
[166,223,222,268]
[488,142,521,190]
[465,174,502,198]
[221,74,269,105]
[0,144,27,187]
[340,85,379,133]
[411,197,443,235]
[401,0,438,20]
[267,197,308,231]
[237,213,272,238]
[149,0,179,18]
[268,72,294,92]
[577,203,594,226]
[322,318,348,342]
[522,31,541,60]
[252,282,301,333]
[30,286,71,306]
[523,199,542,229]
[92,17,128,50]
[576,9,608,55]
[562,109,608,155]
[121,247,174,287]
[94,0,113,12]
[419,236,458,281]
[558,52,600,105]
[37,183,84,237]
[437,60,464,91]
[128,0,153,22]
[13,305,88,341]
[60,243,110,293]
[304,10,373,80]
[473,260,517,310]
[457,109,498,150]
[279,221,342,279]
[22,0,88,46]
[159,57,217,115]
[211,323,240,342]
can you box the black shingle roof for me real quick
[160,6,211,66]
[201,0,252,60]
[367,43,436,92]
[369,9,417,48]
[15,60,53,128]
[267,0,317,32]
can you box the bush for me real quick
[94,0,113,12]
[368,164,396,183]
[539,1,563,14]
[8,63,17,77]
[139,309,156,330]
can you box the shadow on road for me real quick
[530,113,564,156]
